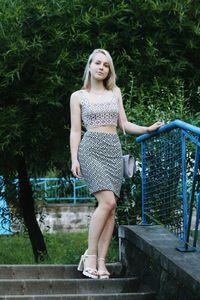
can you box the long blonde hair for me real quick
[82,49,117,90]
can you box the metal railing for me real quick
[136,120,200,251]
[30,177,95,205]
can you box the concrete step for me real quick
[0,263,122,279]
[0,278,139,295]
[0,292,156,299]
[0,264,156,300]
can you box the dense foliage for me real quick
[0,0,200,178]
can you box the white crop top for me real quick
[79,90,119,130]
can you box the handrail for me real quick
[29,177,94,205]
[136,119,200,252]
[136,119,200,143]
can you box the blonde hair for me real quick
[82,49,117,90]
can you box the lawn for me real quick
[0,231,119,264]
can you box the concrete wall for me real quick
[36,203,95,233]
[119,225,200,300]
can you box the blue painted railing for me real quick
[30,177,94,205]
[136,120,200,251]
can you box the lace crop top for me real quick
[79,90,119,130]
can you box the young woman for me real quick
[70,49,163,279]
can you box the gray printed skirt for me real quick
[78,131,123,198]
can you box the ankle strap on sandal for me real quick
[98,257,105,261]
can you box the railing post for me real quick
[181,130,188,245]
[193,193,200,248]
[44,179,47,199]
[141,141,147,224]
[177,134,199,252]
[186,139,200,245]
[72,178,76,206]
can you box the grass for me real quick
[0,231,119,264]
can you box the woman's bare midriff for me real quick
[88,126,117,134]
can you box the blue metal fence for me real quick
[30,177,95,205]
[136,119,200,251]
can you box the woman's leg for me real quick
[97,207,115,275]
[85,190,116,271]
[98,207,115,258]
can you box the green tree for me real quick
[0,0,72,261]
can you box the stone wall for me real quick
[36,203,95,233]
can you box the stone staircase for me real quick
[0,264,155,299]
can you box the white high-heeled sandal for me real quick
[97,257,110,279]
[77,250,98,279]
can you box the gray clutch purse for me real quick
[123,154,136,178]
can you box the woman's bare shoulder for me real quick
[113,86,122,97]
[70,90,81,98]
[70,90,83,104]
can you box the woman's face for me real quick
[89,52,110,81]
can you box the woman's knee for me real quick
[95,190,116,211]
[106,198,116,211]
[109,207,116,218]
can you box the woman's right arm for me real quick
[70,92,82,178]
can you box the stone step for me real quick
[0,278,139,295]
[0,263,122,279]
[0,292,156,300]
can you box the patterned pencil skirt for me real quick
[78,131,123,198]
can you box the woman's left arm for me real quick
[116,87,164,135]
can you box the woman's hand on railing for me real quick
[147,121,165,133]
